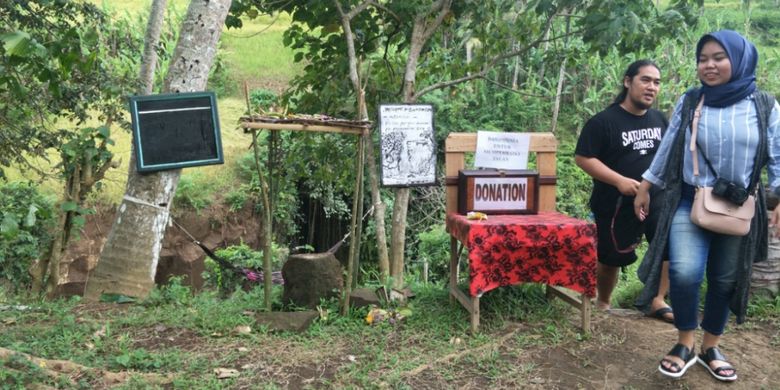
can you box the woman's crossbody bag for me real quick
[689,96,756,236]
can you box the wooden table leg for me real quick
[449,236,458,304]
[448,235,481,333]
[545,285,591,334]
[580,292,591,335]
[450,279,481,333]
[470,296,480,333]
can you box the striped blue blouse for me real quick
[643,94,780,192]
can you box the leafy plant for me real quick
[0,182,55,292]
[173,174,213,213]
[250,88,279,111]
[0,352,52,389]
[414,224,451,284]
[555,141,592,219]
[224,184,252,211]
[0,1,137,176]
[112,348,175,371]
[202,243,288,293]
[747,291,780,321]
[142,276,193,307]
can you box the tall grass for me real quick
[220,14,304,95]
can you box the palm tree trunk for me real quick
[85,0,231,300]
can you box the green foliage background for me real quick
[0,182,55,292]
[1,3,780,388]
[3,0,780,291]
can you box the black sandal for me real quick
[658,343,696,379]
[698,347,737,382]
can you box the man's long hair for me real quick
[613,59,660,104]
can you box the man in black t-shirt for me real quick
[575,59,673,323]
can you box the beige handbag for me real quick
[688,96,755,236]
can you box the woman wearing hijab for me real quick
[633,30,780,381]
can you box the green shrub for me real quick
[747,291,780,321]
[0,182,56,292]
[0,353,52,388]
[142,276,193,307]
[224,184,252,211]
[555,142,592,219]
[752,9,780,46]
[207,52,236,97]
[173,174,212,213]
[233,151,303,242]
[250,88,279,111]
[415,224,451,284]
[202,243,288,292]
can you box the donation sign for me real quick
[457,169,539,215]
[472,177,528,211]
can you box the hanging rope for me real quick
[326,205,374,254]
[169,217,283,285]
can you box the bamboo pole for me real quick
[342,131,366,315]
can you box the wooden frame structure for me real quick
[240,119,369,313]
[445,132,591,333]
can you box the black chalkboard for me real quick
[129,91,223,173]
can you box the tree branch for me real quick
[412,15,585,100]
[481,76,548,98]
[369,1,400,21]
[223,9,287,38]
[421,0,452,43]
[412,31,544,100]
[333,0,361,94]
[413,71,487,100]
[345,0,374,20]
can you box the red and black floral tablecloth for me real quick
[446,212,597,298]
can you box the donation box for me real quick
[458,169,539,215]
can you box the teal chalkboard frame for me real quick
[129,91,223,173]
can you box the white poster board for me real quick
[379,104,436,186]
[474,131,529,170]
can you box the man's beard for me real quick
[630,96,652,110]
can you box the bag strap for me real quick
[689,91,775,192]
[689,96,705,179]
[693,140,719,178]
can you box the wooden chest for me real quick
[458,169,539,215]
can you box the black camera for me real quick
[712,178,749,205]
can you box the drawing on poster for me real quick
[379,104,436,186]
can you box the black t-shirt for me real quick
[575,104,668,214]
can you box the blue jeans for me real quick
[668,185,740,335]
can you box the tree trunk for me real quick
[138,0,167,96]
[85,0,230,300]
[365,136,390,279]
[389,188,410,288]
[537,23,551,80]
[334,0,390,283]
[550,59,566,135]
[753,232,780,295]
[248,129,273,311]
[388,1,451,289]
[511,41,521,90]
[550,13,571,135]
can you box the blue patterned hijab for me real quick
[695,30,757,108]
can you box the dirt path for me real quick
[529,309,780,389]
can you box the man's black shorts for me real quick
[594,190,669,267]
